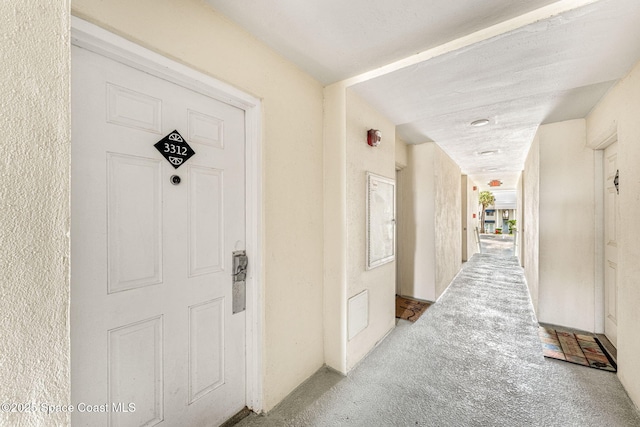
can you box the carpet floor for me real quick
[236,253,640,426]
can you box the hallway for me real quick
[237,254,640,426]
[479,233,516,257]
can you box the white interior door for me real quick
[71,44,247,426]
[604,141,619,347]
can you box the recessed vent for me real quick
[348,290,369,340]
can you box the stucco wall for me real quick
[397,143,461,301]
[72,0,325,411]
[434,149,462,299]
[398,143,436,301]
[537,120,595,332]
[523,134,540,313]
[587,59,640,409]
[345,90,396,369]
[0,2,71,426]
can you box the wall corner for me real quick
[322,83,348,374]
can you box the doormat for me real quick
[395,296,431,322]
[538,327,616,372]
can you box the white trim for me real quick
[71,17,264,413]
[588,119,617,150]
[592,128,617,335]
[593,124,618,151]
[594,149,604,333]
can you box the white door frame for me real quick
[593,128,617,335]
[70,17,264,413]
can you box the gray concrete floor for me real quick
[479,233,516,257]
[236,252,640,427]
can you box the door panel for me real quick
[188,166,224,277]
[107,154,163,292]
[72,44,246,427]
[188,298,225,403]
[108,316,164,427]
[106,83,163,133]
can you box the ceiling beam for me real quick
[342,0,601,88]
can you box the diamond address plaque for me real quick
[154,130,195,169]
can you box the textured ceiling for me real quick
[205,0,640,190]
[205,0,560,84]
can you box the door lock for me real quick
[232,251,248,314]
[232,251,248,282]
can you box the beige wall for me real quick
[397,143,462,301]
[73,0,325,411]
[461,177,469,261]
[587,59,640,409]
[462,176,480,262]
[395,139,409,297]
[523,135,540,313]
[323,83,348,373]
[537,120,596,331]
[345,90,396,369]
[470,179,479,259]
[523,62,640,409]
[0,2,71,426]
[398,143,436,300]
[395,152,414,298]
[395,137,408,169]
[516,173,524,265]
[12,0,639,418]
[434,149,462,298]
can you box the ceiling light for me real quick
[486,168,499,171]
[471,119,490,127]
[478,150,496,156]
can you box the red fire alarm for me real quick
[473,213,476,219]
[367,129,382,147]
[473,186,477,191]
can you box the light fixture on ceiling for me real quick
[478,150,497,156]
[486,167,499,172]
[471,119,490,127]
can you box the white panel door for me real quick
[71,44,246,426]
[604,141,619,347]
